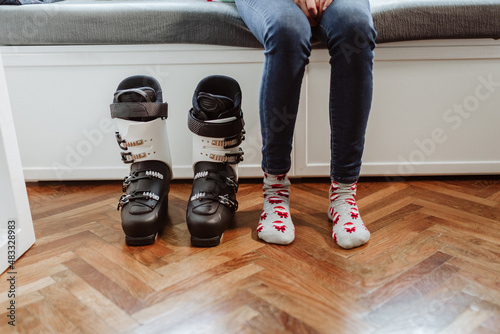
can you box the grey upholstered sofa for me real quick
[0,0,499,46]
[1,0,499,180]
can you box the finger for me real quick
[322,0,333,11]
[316,0,332,20]
[296,1,313,21]
[294,0,318,26]
[317,0,324,18]
[306,0,318,18]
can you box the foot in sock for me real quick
[256,173,295,245]
[328,181,370,249]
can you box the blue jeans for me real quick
[235,0,376,183]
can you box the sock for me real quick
[256,173,295,245]
[328,181,370,249]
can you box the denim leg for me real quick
[314,0,377,183]
[235,0,312,175]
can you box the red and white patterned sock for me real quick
[328,181,370,249]
[256,173,295,245]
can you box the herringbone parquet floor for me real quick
[1,176,500,334]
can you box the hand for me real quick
[293,0,319,26]
[316,0,333,20]
[293,0,334,26]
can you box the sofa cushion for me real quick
[0,0,499,46]
[371,0,500,43]
[0,0,259,47]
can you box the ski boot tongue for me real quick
[115,87,156,103]
[197,92,234,120]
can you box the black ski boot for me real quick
[110,75,172,246]
[187,75,245,247]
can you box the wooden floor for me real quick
[1,176,500,334]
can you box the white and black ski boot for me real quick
[110,75,172,246]
[187,75,245,247]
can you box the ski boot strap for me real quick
[117,191,160,211]
[190,192,238,212]
[122,169,165,192]
[193,133,244,165]
[194,170,239,193]
[188,108,244,138]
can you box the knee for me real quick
[347,15,376,50]
[263,15,312,55]
[327,7,377,51]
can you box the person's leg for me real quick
[236,0,312,175]
[316,0,376,182]
[315,0,376,248]
[235,0,312,244]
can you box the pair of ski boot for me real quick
[110,75,244,247]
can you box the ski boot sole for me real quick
[125,233,157,246]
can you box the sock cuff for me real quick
[264,173,289,183]
[330,181,357,193]
[264,173,290,189]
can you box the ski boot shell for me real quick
[111,75,172,246]
[187,75,245,247]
